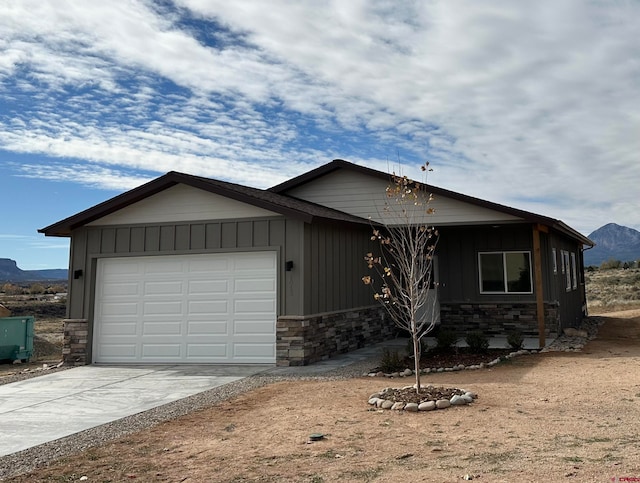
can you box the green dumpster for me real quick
[0,316,35,362]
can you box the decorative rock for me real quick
[368,397,379,405]
[376,399,385,408]
[464,391,478,400]
[404,403,419,412]
[391,402,405,410]
[435,399,451,409]
[450,395,467,405]
[402,368,413,377]
[390,372,400,378]
[461,395,474,403]
[381,400,394,409]
[376,371,384,377]
[418,401,436,411]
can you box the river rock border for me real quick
[365,349,534,379]
[368,386,478,412]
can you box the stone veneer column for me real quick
[62,319,89,365]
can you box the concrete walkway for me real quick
[0,364,270,457]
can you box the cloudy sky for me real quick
[1,0,639,270]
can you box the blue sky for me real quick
[1,1,639,270]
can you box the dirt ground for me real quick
[10,310,640,482]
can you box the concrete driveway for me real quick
[0,364,269,457]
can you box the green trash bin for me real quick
[0,316,35,362]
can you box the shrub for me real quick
[435,329,458,351]
[378,348,405,373]
[506,330,524,350]
[465,331,489,353]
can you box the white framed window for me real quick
[552,248,557,274]
[562,250,571,291]
[571,252,578,290]
[478,251,533,294]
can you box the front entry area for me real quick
[92,252,277,363]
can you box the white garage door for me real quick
[93,252,277,364]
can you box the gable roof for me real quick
[39,171,372,237]
[270,159,594,247]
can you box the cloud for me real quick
[0,0,639,234]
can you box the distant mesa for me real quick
[584,223,640,266]
[0,258,68,282]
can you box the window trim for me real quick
[552,248,557,274]
[571,252,578,290]
[562,250,571,291]
[478,251,534,295]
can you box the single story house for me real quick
[40,159,594,366]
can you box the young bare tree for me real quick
[362,163,439,393]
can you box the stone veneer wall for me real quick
[62,319,89,365]
[276,306,389,366]
[439,301,560,338]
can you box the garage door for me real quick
[93,252,277,364]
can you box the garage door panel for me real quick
[188,257,230,270]
[142,344,181,358]
[233,343,275,359]
[144,259,184,275]
[234,254,276,270]
[186,344,228,358]
[103,261,141,276]
[143,280,183,295]
[234,278,276,292]
[143,301,183,315]
[188,300,228,315]
[97,344,137,359]
[187,321,228,335]
[101,282,140,297]
[94,252,277,363]
[233,320,274,334]
[188,280,228,294]
[142,321,182,336]
[101,302,139,316]
[98,321,138,336]
[234,299,276,314]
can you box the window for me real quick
[552,248,557,274]
[479,251,533,294]
[571,252,578,290]
[562,250,571,290]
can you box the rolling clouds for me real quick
[1,0,639,238]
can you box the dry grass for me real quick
[586,267,640,314]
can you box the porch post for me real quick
[532,225,546,348]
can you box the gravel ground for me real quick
[0,315,604,480]
[0,358,377,480]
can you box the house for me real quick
[40,160,594,366]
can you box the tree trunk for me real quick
[412,331,421,393]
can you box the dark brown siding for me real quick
[437,224,535,303]
[303,223,375,314]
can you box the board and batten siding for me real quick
[87,184,280,226]
[437,224,536,303]
[283,168,523,226]
[67,217,304,322]
[302,222,376,315]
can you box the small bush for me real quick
[465,331,489,353]
[435,329,458,351]
[378,348,405,373]
[506,331,524,350]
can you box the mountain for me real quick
[584,223,640,266]
[0,258,68,282]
